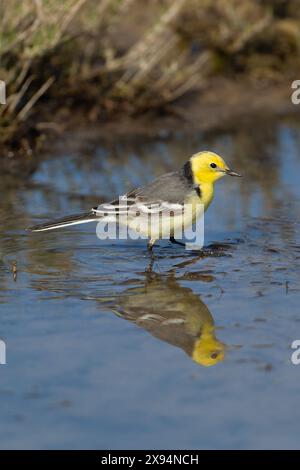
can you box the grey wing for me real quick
[133,170,191,204]
[92,170,193,216]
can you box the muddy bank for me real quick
[84,78,298,139]
[2,0,300,177]
[1,77,298,178]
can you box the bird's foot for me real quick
[169,236,185,247]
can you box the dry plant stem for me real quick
[17,77,55,121]
[5,76,34,116]
[54,0,89,45]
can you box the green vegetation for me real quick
[1,0,300,151]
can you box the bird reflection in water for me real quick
[113,273,225,367]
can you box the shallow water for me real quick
[1,118,300,449]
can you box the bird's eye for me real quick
[210,163,217,169]
[210,352,218,359]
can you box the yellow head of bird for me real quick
[192,324,225,367]
[190,151,241,184]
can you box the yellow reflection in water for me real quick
[113,273,225,367]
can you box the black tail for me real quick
[28,210,98,232]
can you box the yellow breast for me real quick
[187,183,214,214]
[199,182,214,210]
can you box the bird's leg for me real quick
[169,236,185,247]
[147,238,156,251]
[146,255,155,274]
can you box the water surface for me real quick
[0,119,300,449]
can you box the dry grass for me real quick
[1,0,300,150]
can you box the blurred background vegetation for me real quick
[1,0,300,156]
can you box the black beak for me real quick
[225,168,242,177]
